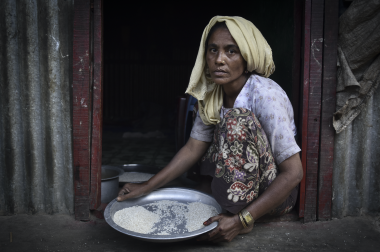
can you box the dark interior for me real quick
[102,1,296,167]
[103,1,295,126]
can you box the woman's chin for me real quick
[213,79,230,86]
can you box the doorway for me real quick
[101,1,300,170]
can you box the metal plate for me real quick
[104,188,222,243]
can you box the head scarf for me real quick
[185,16,275,125]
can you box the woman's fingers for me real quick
[197,214,224,241]
[117,185,131,201]
[198,213,245,243]
[207,220,224,238]
[203,214,222,226]
[197,231,217,241]
[118,187,130,196]
[116,182,148,202]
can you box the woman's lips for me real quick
[213,70,227,76]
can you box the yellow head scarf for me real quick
[185,16,275,125]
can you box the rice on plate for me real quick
[105,188,222,242]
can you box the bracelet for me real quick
[238,211,248,228]
[241,209,255,226]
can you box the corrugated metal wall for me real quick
[332,88,380,217]
[0,0,74,215]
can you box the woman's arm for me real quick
[198,153,303,243]
[117,137,211,201]
[242,152,303,220]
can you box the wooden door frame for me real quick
[73,0,103,221]
[298,0,338,222]
[72,0,338,221]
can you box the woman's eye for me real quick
[210,48,217,53]
[229,50,235,54]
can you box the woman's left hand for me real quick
[197,213,245,243]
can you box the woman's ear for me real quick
[244,61,249,75]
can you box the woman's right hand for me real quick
[117,182,150,201]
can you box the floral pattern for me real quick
[188,76,302,216]
[199,108,299,215]
[200,108,284,214]
[230,141,243,155]
[227,181,254,203]
[224,154,246,173]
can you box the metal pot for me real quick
[101,165,124,203]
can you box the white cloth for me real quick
[190,75,300,165]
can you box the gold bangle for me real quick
[241,209,255,226]
[238,212,247,228]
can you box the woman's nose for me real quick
[215,52,226,65]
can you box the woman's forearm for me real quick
[244,153,303,221]
[117,137,210,201]
[144,137,211,193]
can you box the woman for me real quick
[117,16,303,243]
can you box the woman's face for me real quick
[206,27,247,86]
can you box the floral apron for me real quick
[199,108,298,215]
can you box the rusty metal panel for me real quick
[332,89,380,217]
[0,0,74,215]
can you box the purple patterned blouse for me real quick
[190,75,301,165]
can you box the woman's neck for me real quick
[222,75,249,108]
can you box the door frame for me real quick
[71,0,338,221]
[72,0,103,220]
[298,0,338,222]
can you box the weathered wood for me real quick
[318,0,338,221]
[299,0,312,218]
[90,0,103,210]
[304,0,325,223]
[73,0,91,220]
